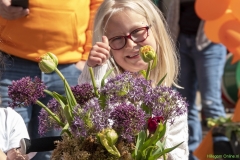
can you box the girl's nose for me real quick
[124,38,137,49]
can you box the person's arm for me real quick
[78,36,111,86]
[7,108,29,152]
[164,114,189,160]
[82,0,104,61]
[0,150,7,160]
[4,108,33,159]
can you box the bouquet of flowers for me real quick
[8,45,188,160]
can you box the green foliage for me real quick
[133,122,183,160]
[207,116,240,140]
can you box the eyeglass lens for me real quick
[109,26,150,50]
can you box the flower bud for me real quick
[139,45,156,63]
[100,128,118,146]
[106,129,118,145]
[148,116,164,134]
[38,52,58,73]
[97,128,120,157]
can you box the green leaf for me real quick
[142,146,156,159]
[135,131,147,156]
[157,73,167,86]
[141,103,151,115]
[151,141,184,159]
[61,123,70,135]
[52,92,67,103]
[51,92,67,109]
[89,67,99,97]
[136,123,166,160]
[64,79,77,108]
[63,104,73,124]
[101,68,114,87]
[151,140,164,156]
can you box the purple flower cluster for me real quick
[110,103,146,142]
[144,85,188,124]
[71,83,95,105]
[8,76,46,108]
[70,98,111,138]
[101,72,152,106]
[8,71,188,143]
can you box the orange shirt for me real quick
[0,0,103,64]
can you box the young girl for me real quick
[78,0,189,159]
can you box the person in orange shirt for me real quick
[0,0,103,159]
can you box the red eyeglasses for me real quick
[108,25,151,50]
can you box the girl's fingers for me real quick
[87,36,111,67]
[90,51,108,65]
[102,36,109,46]
[93,43,110,59]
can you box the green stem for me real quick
[36,100,72,137]
[163,153,167,160]
[146,62,151,80]
[36,100,64,127]
[54,68,77,109]
[44,89,53,97]
[89,67,99,97]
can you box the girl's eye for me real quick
[131,28,145,36]
[113,37,123,40]
[110,36,124,42]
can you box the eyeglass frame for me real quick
[108,25,152,50]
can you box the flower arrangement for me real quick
[207,117,240,144]
[8,45,188,160]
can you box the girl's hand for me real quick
[7,149,29,160]
[87,36,111,67]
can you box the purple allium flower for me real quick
[101,72,152,106]
[71,83,95,105]
[8,76,46,108]
[38,98,65,136]
[127,76,152,104]
[110,103,146,142]
[144,85,188,124]
[100,72,134,104]
[70,98,111,138]
[70,112,88,138]
[38,108,49,136]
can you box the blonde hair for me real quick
[92,0,179,87]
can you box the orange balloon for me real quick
[204,10,234,43]
[219,19,240,49]
[230,0,240,21]
[195,0,231,20]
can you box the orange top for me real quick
[0,0,103,64]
